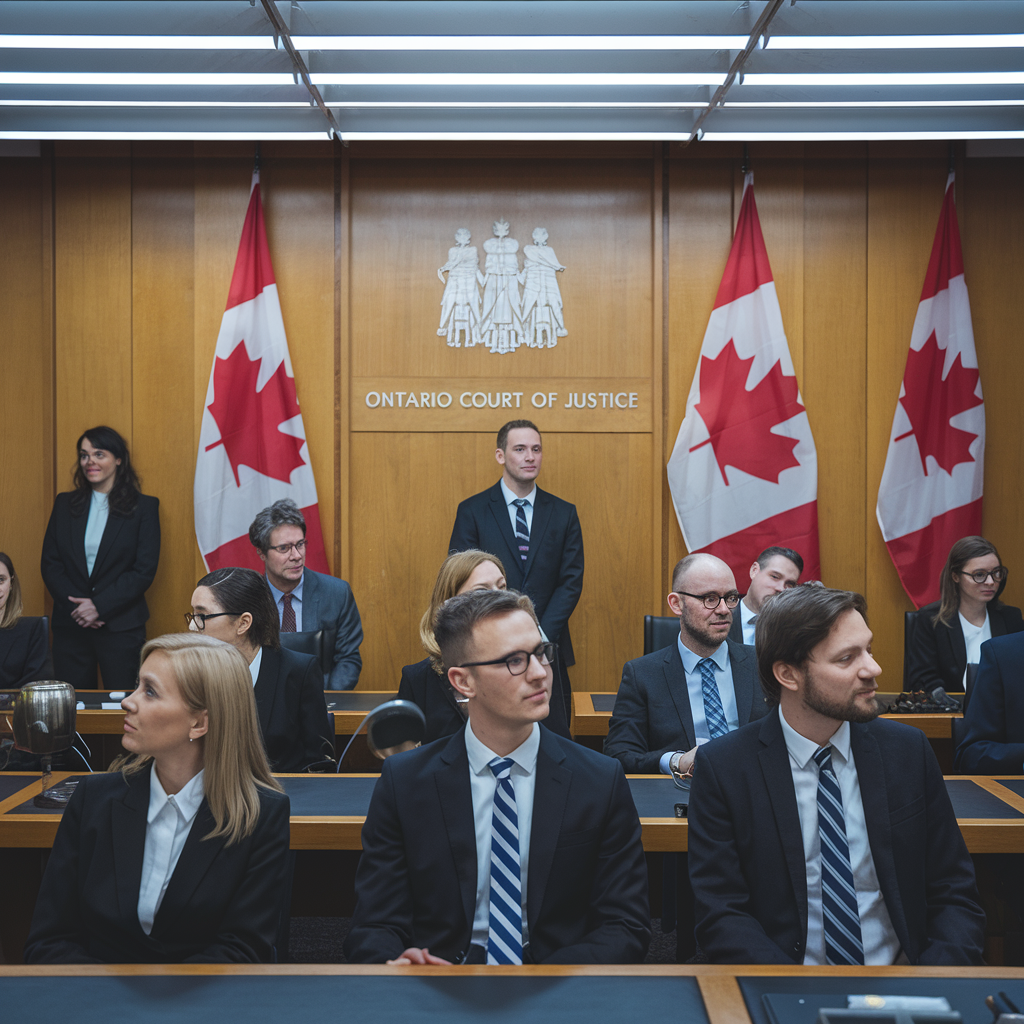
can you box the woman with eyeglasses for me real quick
[397,550,509,743]
[188,567,333,773]
[25,632,290,963]
[40,426,160,689]
[907,536,1023,699]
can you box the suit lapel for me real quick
[663,646,696,750]
[486,483,524,581]
[299,568,319,627]
[992,608,1009,639]
[434,733,478,936]
[728,641,757,725]
[947,620,968,677]
[253,647,278,740]
[849,724,912,954]
[521,490,552,582]
[69,503,90,582]
[91,510,126,581]
[111,770,150,927]
[153,802,225,934]
[756,712,809,932]
[526,731,571,926]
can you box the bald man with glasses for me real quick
[605,553,769,779]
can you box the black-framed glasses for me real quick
[185,611,243,631]
[269,538,307,556]
[675,591,741,611]
[961,566,1008,584]
[460,641,557,676]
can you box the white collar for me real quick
[147,762,205,824]
[778,704,851,770]
[465,719,540,777]
[268,572,303,605]
[248,646,263,686]
[740,600,758,626]
[500,478,537,508]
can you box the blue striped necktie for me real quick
[487,757,524,965]
[513,499,530,563]
[698,657,729,739]
[813,745,865,965]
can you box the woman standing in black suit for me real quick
[25,632,291,963]
[188,567,333,772]
[0,552,48,687]
[397,549,507,744]
[40,426,160,690]
[908,535,1023,698]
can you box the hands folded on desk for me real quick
[386,947,452,966]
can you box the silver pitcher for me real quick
[13,681,79,808]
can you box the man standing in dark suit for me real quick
[345,588,649,966]
[249,500,363,690]
[449,420,582,736]
[727,545,804,647]
[688,585,985,965]
[605,553,767,779]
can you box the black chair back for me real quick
[902,609,921,691]
[280,629,325,667]
[644,615,680,656]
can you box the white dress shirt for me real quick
[465,720,540,950]
[739,600,758,646]
[658,637,739,774]
[83,489,109,576]
[499,478,536,535]
[248,646,263,687]
[137,763,205,935]
[268,575,304,632]
[959,611,991,689]
[778,706,903,965]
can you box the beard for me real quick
[802,670,884,724]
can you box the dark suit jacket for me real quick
[907,600,1023,695]
[344,726,650,965]
[449,482,583,665]
[397,656,466,744]
[0,616,50,687]
[24,769,291,964]
[300,568,363,690]
[603,639,768,774]
[41,491,160,633]
[954,632,1024,773]
[254,646,334,773]
[688,709,985,966]
[727,614,744,646]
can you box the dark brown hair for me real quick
[70,426,142,516]
[496,420,541,451]
[196,567,281,650]
[0,552,23,628]
[433,588,538,671]
[756,546,804,575]
[755,585,868,702]
[933,536,1005,627]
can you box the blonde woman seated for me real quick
[397,550,507,743]
[25,633,291,964]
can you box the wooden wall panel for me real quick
[0,155,53,616]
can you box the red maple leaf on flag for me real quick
[689,339,805,486]
[895,330,983,476]
[205,342,306,486]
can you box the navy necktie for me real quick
[513,499,530,563]
[486,757,523,965]
[698,657,729,739]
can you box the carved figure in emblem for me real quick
[437,227,481,347]
[479,219,523,355]
[520,227,567,349]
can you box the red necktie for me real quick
[281,593,296,633]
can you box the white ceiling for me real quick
[1,0,1022,141]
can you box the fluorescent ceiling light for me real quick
[746,72,1024,86]
[0,131,328,140]
[727,99,1024,108]
[328,101,703,108]
[0,73,295,86]
[293,34,748,50]
[342,132,689,140]
[768,34,1024,49]
[703,131,1024,141]
[0,35,274,49]
[311,73,724,86]
[0,100,309,108]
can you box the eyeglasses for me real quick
[268,539,307,556]
[961,566,1008,584]
[460,641,557,676]
[185,611,243,630]
[675,591,741,610]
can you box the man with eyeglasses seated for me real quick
[248,499,363,690]
[605,552,768,782]
[344,588,650,966]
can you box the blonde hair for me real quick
[420,550,507,672]
[0,553,23,629]
[113,633,283,845]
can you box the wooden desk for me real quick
[4,771,1024,855]
[571,692,961,740]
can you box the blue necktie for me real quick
[813,745,865,966]
[487,757,523,965]
[513,499,530,563]
[698,658,729,739]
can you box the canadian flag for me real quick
[194,170,330,574]
[667,172,821,586]
[876,173,983,609]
